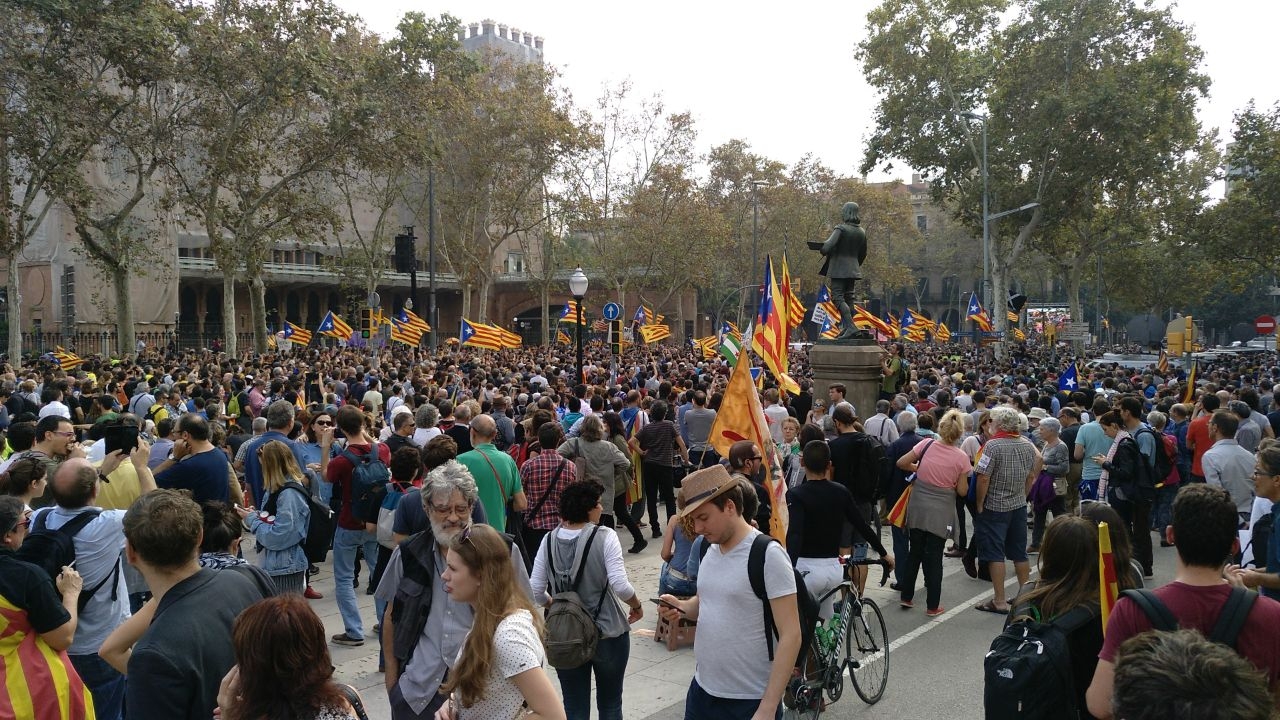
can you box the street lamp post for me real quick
[961,112,990,310]
[569,267,588,385]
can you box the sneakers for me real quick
[926,606,946,618]
[1027,546,1041,555]
[304,586,323,600]
[899,599,914,609]
[331,633,365,647]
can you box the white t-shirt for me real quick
[456,609,545,719]
[763,404,790,444]
[694,529,796,700]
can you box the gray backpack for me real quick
[543,526,605,669]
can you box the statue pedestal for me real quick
[809,340,884,421]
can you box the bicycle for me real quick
[784,555,891,718]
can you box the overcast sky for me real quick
[338,0,1274,190]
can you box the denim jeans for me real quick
[890,524,910,587]
[558,632,630,720]
[1152,484,1178,536]
[684,677,781,720]
[70,652,125,720]
[659,562,697,598]
[333,525,380,637]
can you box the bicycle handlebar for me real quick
[839,555,891,587]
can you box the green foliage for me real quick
[857,0,1212,340]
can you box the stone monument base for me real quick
[809,339,884,422]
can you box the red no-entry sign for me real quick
[1256,315,1277,334]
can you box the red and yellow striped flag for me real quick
[708,359,789,543]
[1099,521,1119,634]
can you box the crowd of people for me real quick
[0,336,1278,719]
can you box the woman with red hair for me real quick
[215,595,363,719]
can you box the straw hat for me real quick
[677,465,738,519]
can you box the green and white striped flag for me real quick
[719,330,743,367]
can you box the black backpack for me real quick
[262,481,335,564]
[748,533,820,664]
[16,509,121,613]
[1120,587,1256,649]
[1250,513,1273,568]
[849,433,887,502]
[1133,427,1172,490]
[1113,437,1157,502]
[984,602,1098,719]
[339,443,391,523]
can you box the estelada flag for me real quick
[708,359,789,544]
[638,324,671,344]
[934,322,952,342]
[1182,362,1197,404]
[1099,521,1119,634]
[750,256,800,396]
[460,319,503,350]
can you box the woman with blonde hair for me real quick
[436,524,564,720]
[895,409,972,616]
[235,440,311,595]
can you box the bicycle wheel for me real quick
[825,591,855,703]
[784,645,825,720]
[848,597,889,704]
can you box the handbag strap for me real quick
[337,683,370,720]
[526,459,567,521]
[477,449,509,504]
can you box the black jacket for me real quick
[126,568,268,720]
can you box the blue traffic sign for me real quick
[602,302,621,321]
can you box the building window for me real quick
[916,215,927,233]
[505,252,525,274]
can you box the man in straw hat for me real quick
[658,465,800,719]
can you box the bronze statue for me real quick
[814,201,871,340]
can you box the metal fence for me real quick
[20,329,261,356]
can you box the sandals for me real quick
[974,600,1009,615]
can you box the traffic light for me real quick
[393,232,416,273]
[610,319,622,355]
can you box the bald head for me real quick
[470,413,496,441]
[51,458,98,509]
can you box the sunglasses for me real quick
[458,524,475,546]
[314,420,333,426]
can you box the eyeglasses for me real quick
[1254,469,1276,478]
[429,503,471,518]
[54,431,76,438]
[749,455,763,462]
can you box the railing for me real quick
[18,330,265,357]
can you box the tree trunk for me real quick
[249,273,267,354]
[991,257,1010,362]
[222,273,237,355]
[112,264,135,356]
[539,282,550,346]
[477,276,491,324]
[460,283,472,322]
[7,255,21,360]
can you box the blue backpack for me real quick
[339,443,391,523]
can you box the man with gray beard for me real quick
[375,460,532,719]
